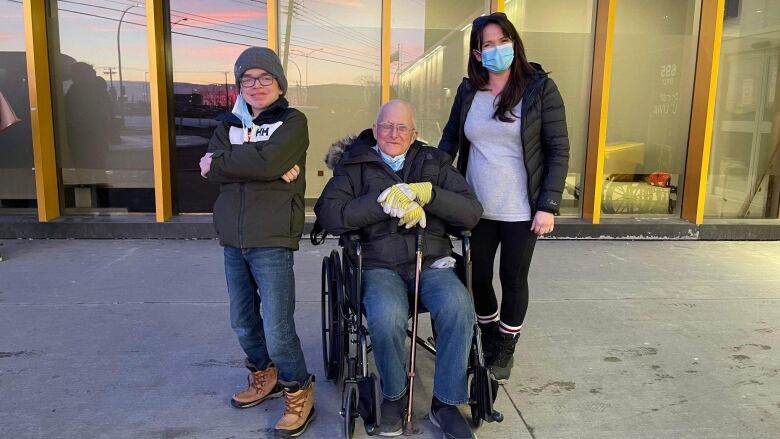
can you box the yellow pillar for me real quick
[681,0,725,224]
[582,0,616,223]
[491,0,504,13]
[381,0,392,104]
[267,0,278,52]
[23,0,60,221]
[146,0,173,221]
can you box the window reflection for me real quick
[706,0,780,219]
[602,0,701,217]
[49,0,154,213]
[279,0,382,205]
[392,0,485,147]
[0,2,36,213]
[169,0,268,213]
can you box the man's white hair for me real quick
[375,99,416,129]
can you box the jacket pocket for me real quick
[213,186,239,245]
[243,187,293,242]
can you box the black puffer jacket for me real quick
[314,129,483,278]
[439,63,570,214]
[207,97,308,250]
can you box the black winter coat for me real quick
[439,63,570,214]
[207,97,308,250]
[314,129,483,278]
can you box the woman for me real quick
[439,12,570,383]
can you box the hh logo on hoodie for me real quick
[229,121,283,144]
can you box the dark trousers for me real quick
[470,218,538,329]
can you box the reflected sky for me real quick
[0,0,432,87]
[0,0,25,52]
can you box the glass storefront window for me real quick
[602,0,701,217]
[391,0,485,147]
[279,0,382,206]
[505,0,596,217]
[48,0,155,214]
[0,2,37,213]
[706,0,780,219]
[169,1,268,213]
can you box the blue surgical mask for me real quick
[231,94,255,129]
[481,42,514,73]
[374,146,406,172]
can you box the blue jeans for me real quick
[362,267,475,405]
[223,246,309,387]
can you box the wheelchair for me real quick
[316,228,503,438]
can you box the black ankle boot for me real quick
[478,321,500,364]
[488,332,519,383]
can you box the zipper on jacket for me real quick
[520,82,544,213]
[238,182,246,248]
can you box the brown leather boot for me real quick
[230,362,283,409]
[275,376,316,437]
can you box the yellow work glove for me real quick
[406,182,433,206]
[398,201,427,229]
[377,183,415,216]
[377,182,434,217]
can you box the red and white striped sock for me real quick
[476,311,499,325]
[499,321,522,336]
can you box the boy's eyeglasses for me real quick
[240,74,274,88]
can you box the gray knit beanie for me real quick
[234,47,288,94]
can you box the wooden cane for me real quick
[403,228,424,435]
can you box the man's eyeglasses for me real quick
[472,12,507,27]
[240,74,274,88]
[376,122,414,135]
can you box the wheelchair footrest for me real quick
[357,374,381,432]
[471,364,504,424]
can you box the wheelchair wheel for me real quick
[469,375,483,428]
[322,253,344,382]
[321,257,336,381]
[343,384,358,438]
[331,252,347,385]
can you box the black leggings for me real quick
[470,218,538,329]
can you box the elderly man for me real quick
[314,100,482,439]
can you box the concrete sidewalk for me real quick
[0,239,778,439]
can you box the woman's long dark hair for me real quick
[468,13,536,122]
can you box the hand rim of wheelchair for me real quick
[321,257,333,380]
[333,252,349,386]
[321,252,346,383]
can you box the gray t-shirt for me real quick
[464,91,531,221]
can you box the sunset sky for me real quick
[1,0,427,87]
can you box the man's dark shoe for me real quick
[487,332,519,383]
[478,321,499,365]
[429,403,474,439]
[378,396,405,436]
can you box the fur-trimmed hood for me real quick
[323,128,375,170]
